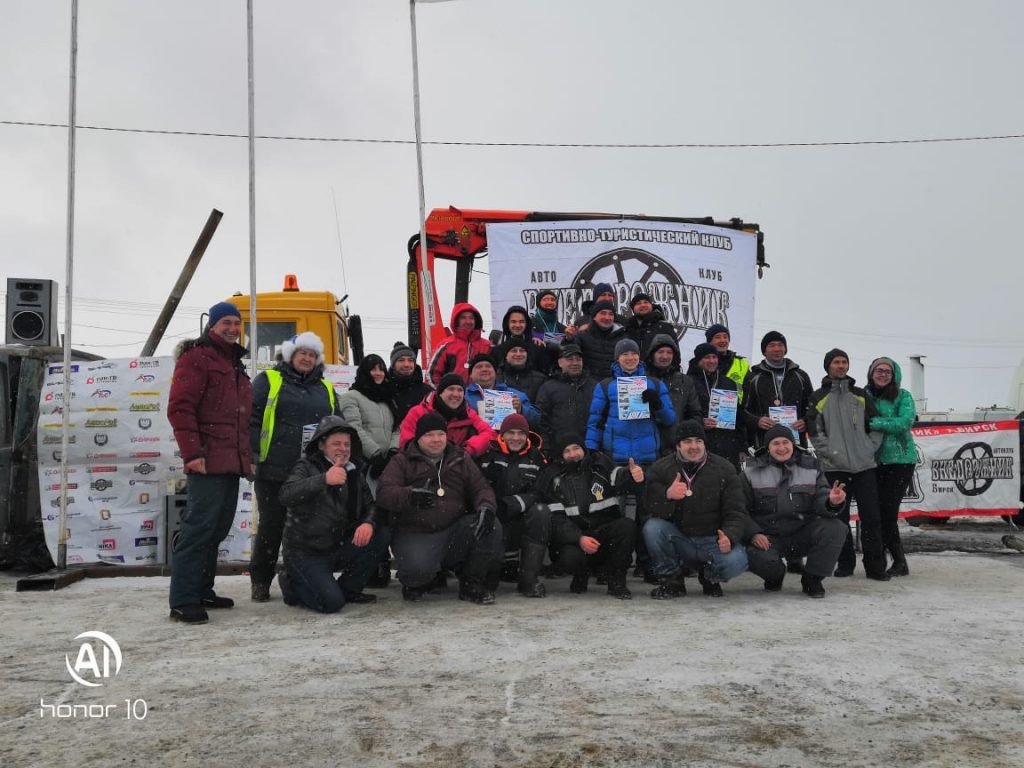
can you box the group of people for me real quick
[165,292,917,623]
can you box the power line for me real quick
[3,119,1023,149]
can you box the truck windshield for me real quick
[244,321,296,363]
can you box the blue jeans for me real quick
[169,473,239,609]
[642,518,748,584]
[280,528,392,614]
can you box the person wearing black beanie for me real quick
[705,323,750,401]
[387,341,433,426]
[741,330,813,451]
[625,292,675,357]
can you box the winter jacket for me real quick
[718,351,750,403]
[645,451,747,545]
[498,362,549,403]
[464,382,541,430]
[478,436,548,522]
[585,361,676,464]
[398,392,496,458]
[865,360,917,465]
[741,359,814,447]
[532,305,567,339]
[249,361,338,482]
[535,371,598,449]
[625,305,677,358]
[427,302,493,387]
[388,364,433,425]
[338,388,399,462]
[643,333,702,451]
[168,332,253,475]
[279,418,379,556]
[376,441,496,533]
[537,451,635,526]
[576,321,628,380]
[806,376,883,474]
[740,448,838,540]
[685,358,756,468]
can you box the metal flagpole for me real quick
[409,0,432,363]
[57,0,79,571]
[246,0,258,374]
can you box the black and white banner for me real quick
[486,219,759,358]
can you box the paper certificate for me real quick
[769,405,799,441]
[616,376,650,421]
[480,389,515,428]
[708,389,738,430]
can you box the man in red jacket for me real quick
[167,302,253,624]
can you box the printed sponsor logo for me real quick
[130,451,160,459]
[94,434,109,446]
[48,364,80,375]
[140,519,155,531]
[85,418,117,428]
[85,375,118,384]
[86,406,118,413]
[97,555,125,564]
[49,406,63,415]
[135,552,158,562]
[128,360,160,369]
[128,391,160,397]
[137,418,153,429]
[134,537,158,547]
[133,463,156,475]
[44,467,76,476]
[129,403,161,412]
[87,453,117,461]
[130,436,160,443]
[98,539,116,550]
[138,492,150,504]
[99,509,112,520]
[134,374,156,383]
[68,555,84,564]
[52,450,63,461]
[43,434,76,445]
[50,496,76,507]
[128,479,160,487]
[88,495,117,503]
[48,483,79,491]
[87,466,117,474]
[90,479,114,491]
[89,525,119,533]
[87,362,116,371]
[91,389,113,399]
[242,491,253,501]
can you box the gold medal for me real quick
[773,399,782,406]
[685,489,693,497]
[436,488,445,497]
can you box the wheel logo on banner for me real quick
[951,442,996,496]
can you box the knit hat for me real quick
[390,341,416,366]
[559,343,583,359]
[592,282,614,299]
[207,301,241,328]
[414,412,448,440]
[693,342,718,361]
[468,353,495,373]
[437,372,465,393]
[591,299,616,317]
[760,330,787,355]
[705,323,730,343]
[503,338,530,354]
[614,338,640,358]
[281,331,325,364]
[674,420,706,443]
[823,348,849,372]
[764,423,796,446]
[629,292,653,309]
[556,431,586,456]
[537,289,558,303]
[499,413,530,434]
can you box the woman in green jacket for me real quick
[866,357,917,576]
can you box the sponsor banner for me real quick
[898,421,1020,518]
[486,220,758,359]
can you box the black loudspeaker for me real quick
[6,278,59,346]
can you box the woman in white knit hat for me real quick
[248,331,339,602]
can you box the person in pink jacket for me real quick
[399,373,495,458]
[427,303,493,387]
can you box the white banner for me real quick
[898,421,1020,518]
[37,359,357,566]
[486,219,759,359]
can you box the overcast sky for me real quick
[2,0,1022,412]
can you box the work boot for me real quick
[606,572,632,600]
[402,585,427,602]
[833,565,854,578]
[169,605,209,624]
[517,580,547,598]
[343,590,377,604]
[698,567,723,598]
[366,561,392,588]
[200,594,234,609]
[763,576,785,592]
[250,582,271,602]
[801,575,826,598]
[649,574,686,600]
[886,543,909,576]
[458,581,496,605]
[569,571,589,594]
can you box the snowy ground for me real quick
[2,522,1023,768]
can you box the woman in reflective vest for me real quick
[248,332,339,602]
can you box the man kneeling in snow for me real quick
[277,416,390,613]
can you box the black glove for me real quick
[641,388,662,410]
[473,506,496,540]
[410,488,436,510]
[368,451,390,479]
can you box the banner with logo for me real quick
[898,421,1020,518]
[486,220,759,359]
[37,359,357,566]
